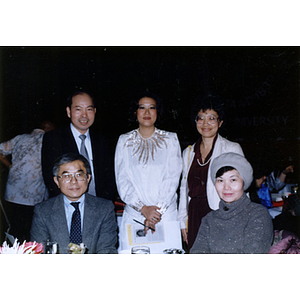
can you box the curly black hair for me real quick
[190,93,226,125]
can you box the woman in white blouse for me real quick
[115,92,182,251]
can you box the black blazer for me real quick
[42,125,115,200]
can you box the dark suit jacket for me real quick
[30,193,118,254]
[42,125,115,200]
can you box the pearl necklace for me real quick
[197,156,212,167]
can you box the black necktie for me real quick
[70,202,82,244]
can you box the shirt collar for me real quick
[63,193,86,207]
[70,123,90,139]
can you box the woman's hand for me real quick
[141,205,162,234]
[181,228,188,244]
[144,219,156,234]
[141,205,161,223]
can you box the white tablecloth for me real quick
[268,206,282,219]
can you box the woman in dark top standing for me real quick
[178,94,244,251]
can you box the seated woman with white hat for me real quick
[190,152,273,254]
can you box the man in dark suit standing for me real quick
[42,89,115,200]
[31,153,118,253]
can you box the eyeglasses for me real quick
[57,171,87,183]
[195,114,219,125]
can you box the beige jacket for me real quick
[178,134,244,229]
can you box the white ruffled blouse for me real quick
[115,128,182,216]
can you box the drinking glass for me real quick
[292,184,298,194]
[131,245,150,254]
[44,241,58,254]
[163,248,185,254]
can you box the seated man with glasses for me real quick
[30,153,118,253]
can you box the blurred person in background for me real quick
[0,120,55,242]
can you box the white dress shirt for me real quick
[70,124,96,195]
[63,194,85,233]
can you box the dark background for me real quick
[0,46,299,241]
